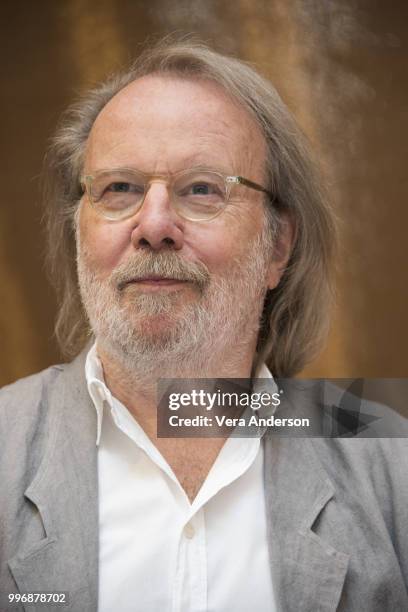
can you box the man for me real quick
[1,39,407,612]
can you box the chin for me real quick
[138,314,177,336]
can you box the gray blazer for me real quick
[1,350,408,611]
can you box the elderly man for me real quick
[1,39,407,612]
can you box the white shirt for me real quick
[85,344,277,612]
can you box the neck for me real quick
[95,332,260,503]
[96,335,257,440]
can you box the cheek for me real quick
[186,215,259,274]
[78,206,132,275]
[188,232,232,271]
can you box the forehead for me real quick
[85,74,267,176]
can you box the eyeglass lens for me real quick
[88,170,230,221]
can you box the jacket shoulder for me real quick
[0,364,64,422]
[0,364,64,396]
[311,435,408,486]
[0,365,67,474]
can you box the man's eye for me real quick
[187,182,222,196]
[110,182,130,193]
[106,182,143,194]
[191,183,211,195]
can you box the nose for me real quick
[130,182,184,251]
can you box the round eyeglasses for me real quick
[81,167,275,222]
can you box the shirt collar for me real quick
[85,343,113,445]
[85,342,277,446]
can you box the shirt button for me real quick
[184,523,195,539]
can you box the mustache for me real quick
[112,250,211,291]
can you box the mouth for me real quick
[121,276,190,291]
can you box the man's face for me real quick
[77,75,283,373]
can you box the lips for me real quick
[121,276,189,289]
[131,277,187,284]
[129,274,187,281]
[113,255,210,292]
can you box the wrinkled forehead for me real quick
[85,74,268,179]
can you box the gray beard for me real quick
[76,230,272,382]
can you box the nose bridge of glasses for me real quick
[143,175,175,211]
[146,175,169,187]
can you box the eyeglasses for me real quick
[81,167,275,222]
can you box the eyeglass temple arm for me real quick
[232,176,278,205]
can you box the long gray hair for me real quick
[43,37,337,377]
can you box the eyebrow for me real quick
[173,153,235,175]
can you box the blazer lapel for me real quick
[8,350,99,612]
[263,433,349,612]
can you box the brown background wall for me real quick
[1,0,407,386]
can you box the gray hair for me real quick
[43,36,337,377]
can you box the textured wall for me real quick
[1,0,407,385]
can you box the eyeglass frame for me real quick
[80,166,278,222]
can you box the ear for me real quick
[266,212,296,290]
